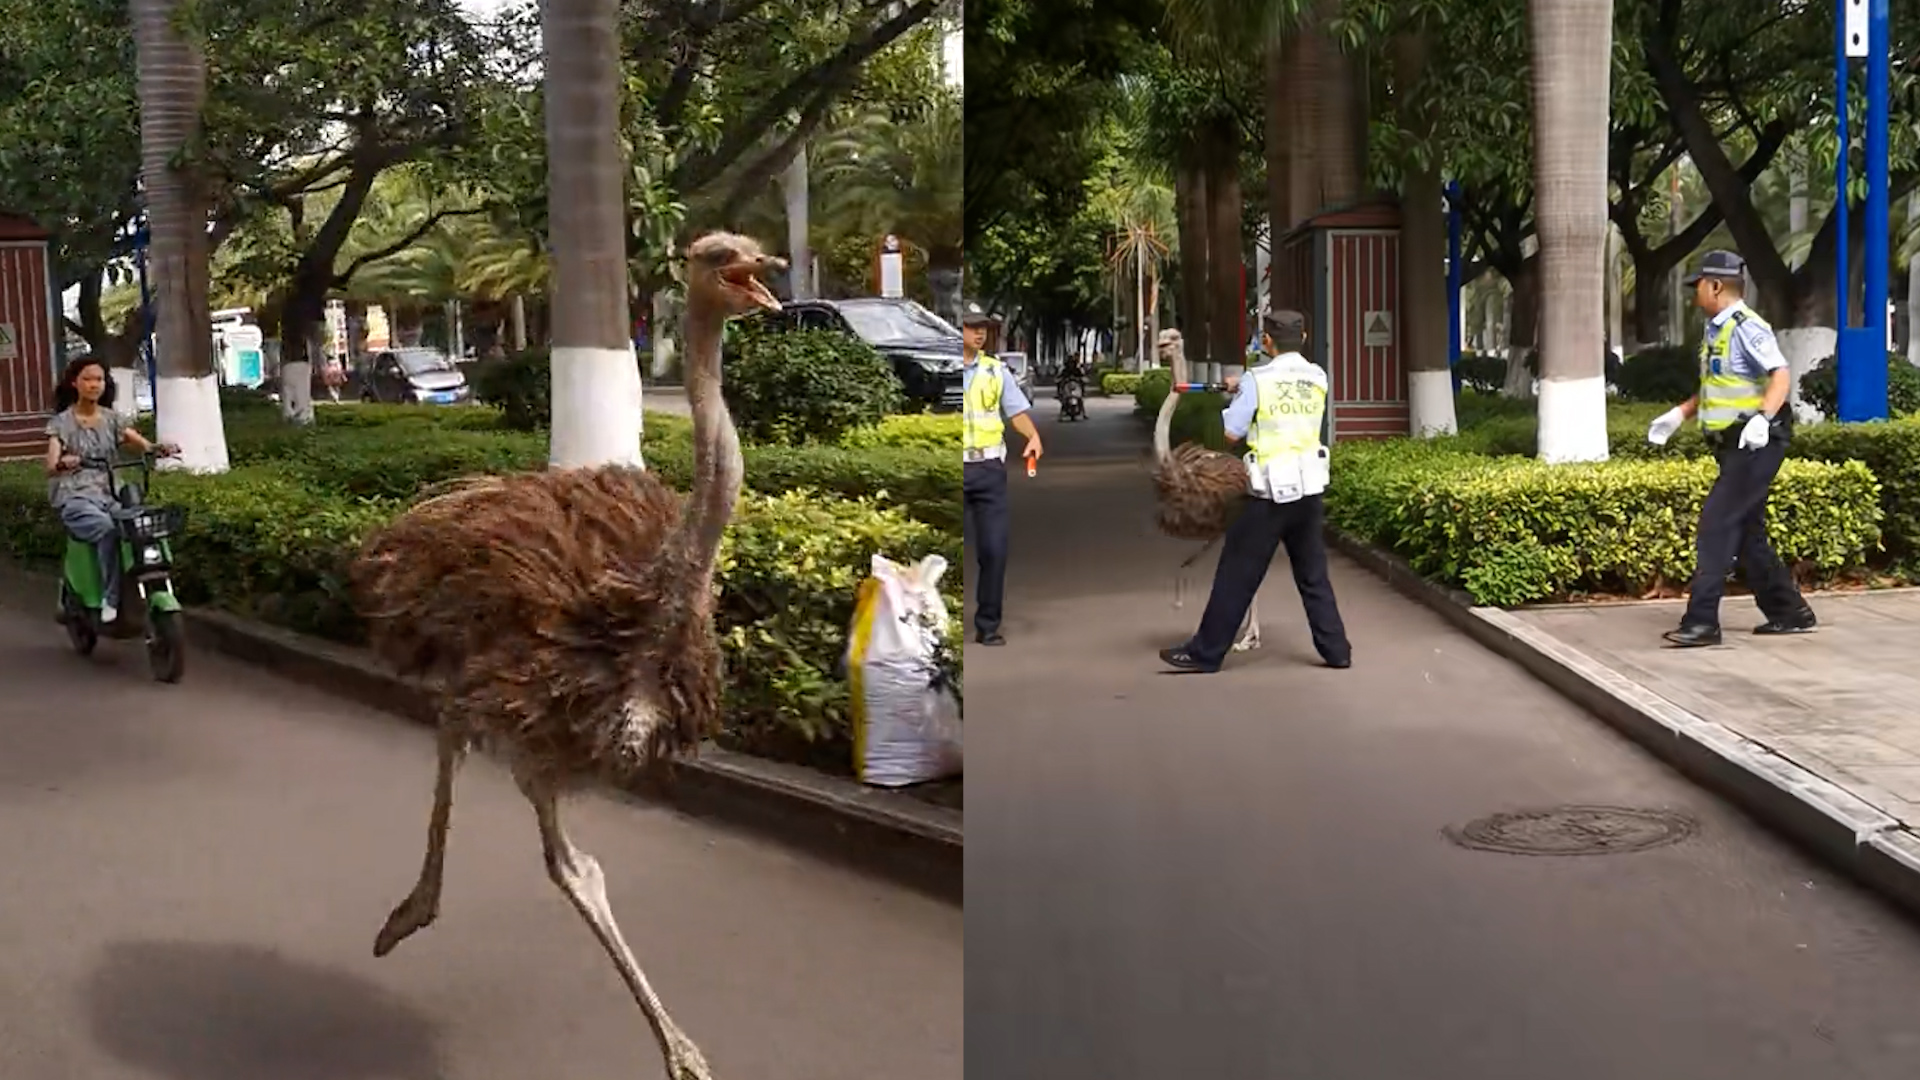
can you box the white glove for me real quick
[1738,412,1771,450]
[1646,407,1685,446]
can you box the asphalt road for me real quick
[965,390,1920,1079]
[0,591,960,1079]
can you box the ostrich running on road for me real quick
[349,232,784,1080]
[1150,328,1259,651]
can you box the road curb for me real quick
[1325,527,1920,921]
[0,560,962,904]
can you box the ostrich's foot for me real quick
[1231,601,1261,652]
[665,1026,715,1080]
[373,725,464,957]
[374,886,440,957]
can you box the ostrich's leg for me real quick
[1232,597,1262,651]
[374,725,464,956]
[513,763,713,1080]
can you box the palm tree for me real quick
[133,0,228,471]
[543,0,641,467]
[1528,0,1614,463]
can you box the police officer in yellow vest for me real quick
[1647,250,1816,647]
[1161,310,1351,671]
[962,300,1042,646]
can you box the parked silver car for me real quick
[999,350,1033,398]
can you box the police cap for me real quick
[1261,309,1308,346]
[1681,250,1746,286]
[960,300,1000,327]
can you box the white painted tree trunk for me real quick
[651,290,676,379]
[110,368,140,419]
[281,361,314,424]
[510,294,528,351]
[1604,223,1624,362]
[1780,327,1837,422]
[156,374,230,471]
[1528,0,1613,463]
[543,0,642,468]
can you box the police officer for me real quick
[962,300,1042,646]
[1647,249,1817,646]
[1160,310,1352,672]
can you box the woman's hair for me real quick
[52,354,116,413]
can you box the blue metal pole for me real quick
[1835,0,1859,418]
[1446,180,1463,394]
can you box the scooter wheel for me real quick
[65,610,98,656]
[146,609,185,683]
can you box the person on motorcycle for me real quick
[44,355,178,625]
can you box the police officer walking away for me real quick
[1647,249,1818,647]
[1160,310,1351,672]
[962,301,1043,646]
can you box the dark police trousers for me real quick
[963,458,1010,636]
[1682,427,1808,629]
[1187,492,1350,666]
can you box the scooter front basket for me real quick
[121,505,187,543]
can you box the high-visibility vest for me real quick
[1246,358,1328,463]
[963,355,1006,454]
[1698,307,1769,432]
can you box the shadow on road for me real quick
[84,940,444,1080]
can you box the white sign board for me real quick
[1361,310,1393,348]
[224,324,264,351]
[1845,0,1868,56]
[879,252,905,298]
[0,323,15,359]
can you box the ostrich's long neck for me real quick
[675,305,743,580]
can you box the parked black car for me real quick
[359,347,473,405]
[750,297,963,410]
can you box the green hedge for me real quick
[1101,372,1142,396]
[200,405,958,535]
[0,461,960,773]
[1328,440,1883,606]
[1798,352,1920,419]
[1445,399,1920,573]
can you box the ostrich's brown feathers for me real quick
[350,466,721,786]
[1153,442,1247,540]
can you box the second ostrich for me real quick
[349,232,784,1080]
[1149,328,1260,651]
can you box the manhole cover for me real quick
[1445,806,1697,856]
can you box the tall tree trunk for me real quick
[543,0,642,467]
[1204,122,1244,381]
[1909,191,1920,364]
[785,146,812,299]
[1528,0,1613,463]
[133,0,228,471]
[1393,31,1456,436]
[1265,40,1292,243]
[1630,247,1670,347]
[1503,258,1539,397]
[1174,143,1210,370]
[1604,223,1624,358]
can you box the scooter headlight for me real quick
[141,544,163,565]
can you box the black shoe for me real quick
[1753,609,1817,636]
[1322,655,1352,669]
[974,631,1006,646]
[1662,623,1723,648]
[1158,647,1219,673]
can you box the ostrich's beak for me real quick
[723,255,785,312]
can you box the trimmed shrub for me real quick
[723,321,902,445]
[1327,441,1882,606]
[1798,352,1920,419]
[837,413,961,452]
[470,348,553,430]
[1614,346,1697,404]
[1454,352,1506,395]
[1101,372,1142,396]
[1132,367,1172,416]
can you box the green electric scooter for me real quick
[56,451,188,683]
